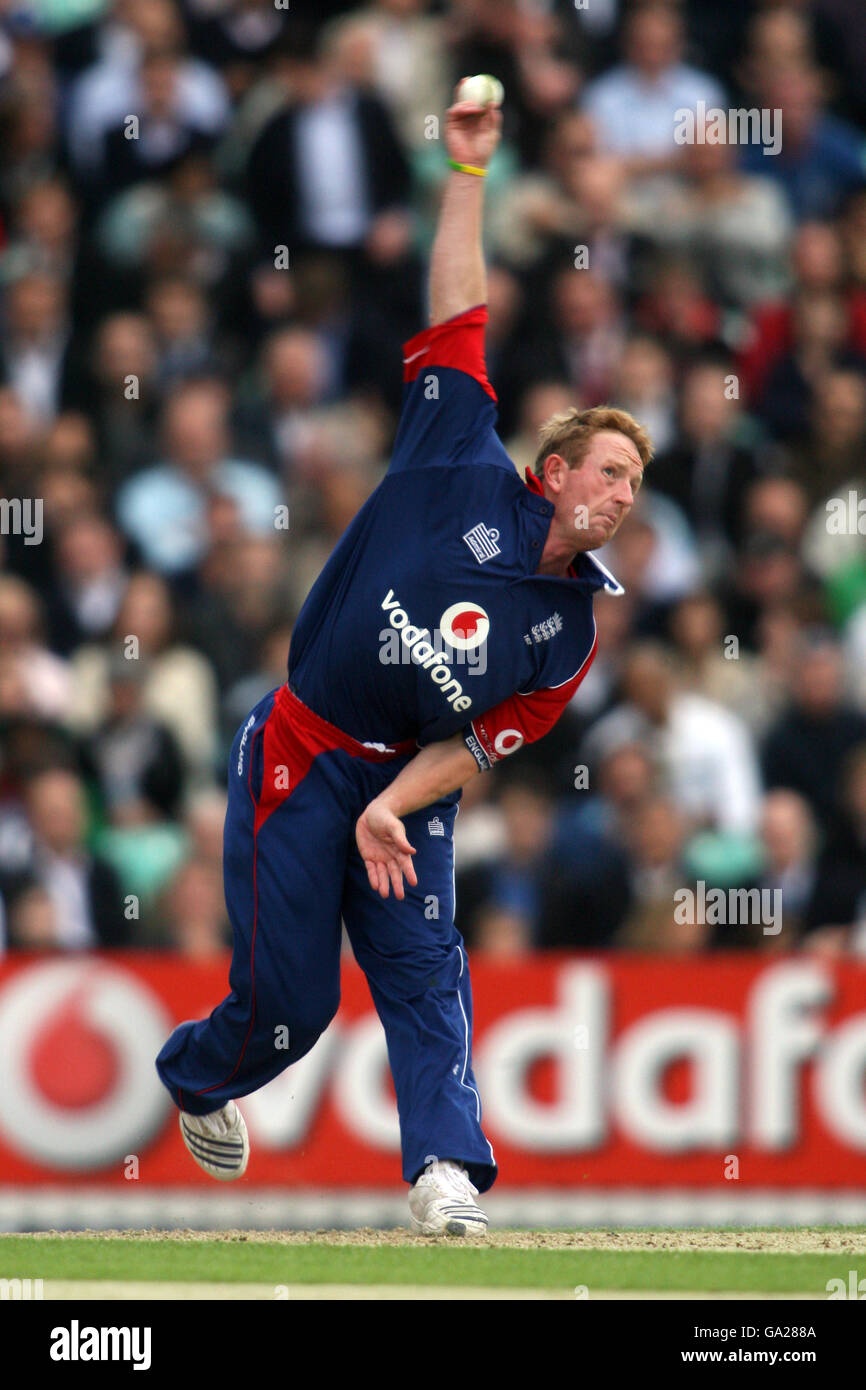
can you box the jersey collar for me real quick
[523,467,626,595]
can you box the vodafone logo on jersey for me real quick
[381,589,475,711]
[494,729,524,756]
[439,601,490,651]
[0,959,172,1169]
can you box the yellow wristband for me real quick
[448,159,487,177]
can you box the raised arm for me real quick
[429,90,502,326]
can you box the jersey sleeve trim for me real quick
[462,621,598,770]
[402,305,496,401]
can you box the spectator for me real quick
[791,367,866,507]
[758,289,866,445]
[634,256,722,354]
[86,313,161,483]
[581,3,727,175]
[650,357,763,562]
[96,148,255,285]
[145,275,226,387]
[45,511,130,656]
[324,0,450,152]
[114,377,283,576]
[611,335,677,456]
[526,267,625,403]
[505,379,577,480]
[737,219,866,404]
[740,63,866,220]
[82,654,185,825]
[99,49,221,202]
[158,857,230,956]
[23,769,129,949]
[185,534,293,691]
[4,178,80,284]
[187,0,286,103]
[239,326,332,475]
[804,743,866,944]
[756,788,819,941]
[246,20,412,271]
[668,590,779,734]
[469,768,628,953]
[0,271,84,425]
[584,642,763,835]
[68,571,219,786]
[0,576,71,720]
[762,631,866,823]
[615,795,705,951]
[624,114,793,308]
[66,0,229,181]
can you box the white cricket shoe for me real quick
[179,1100,249,1181]
[408,1159,489,1236]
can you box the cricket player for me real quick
[156,90,652,1235]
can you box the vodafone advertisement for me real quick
[1,952,866,1190]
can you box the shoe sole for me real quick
[410,1212,489,1237]
[445,1217,487,1237]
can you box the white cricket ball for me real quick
[456,74,504,108]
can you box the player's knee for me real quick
[292,992,340,1043]
[260,990,339,1057]
[372,940,464,1001]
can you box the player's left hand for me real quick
[355,799,418,900]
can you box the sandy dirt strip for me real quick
[20,1227,866,1253]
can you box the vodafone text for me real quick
[237,960,866,1154]
[380,589,480,711]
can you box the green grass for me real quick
[0,1236,855,1293]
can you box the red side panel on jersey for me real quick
[402,305,497,401]
[463,626,598,770]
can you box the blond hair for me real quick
[532,404,653,477]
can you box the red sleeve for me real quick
[401,304,496,401]
[462,630,599,771]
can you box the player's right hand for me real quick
[355,799,418,901]
[445,84,502,171]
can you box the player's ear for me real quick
[543,453,568,492]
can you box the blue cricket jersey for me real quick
[287,305,622,770]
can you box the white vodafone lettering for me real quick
[380,589,473,710]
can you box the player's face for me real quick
[555,431,644,551]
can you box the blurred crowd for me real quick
[0,0,864,958]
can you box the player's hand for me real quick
[355,798,418,901]
[445,85,502,170]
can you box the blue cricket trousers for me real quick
[156,683,497,1192]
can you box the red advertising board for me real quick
[0,952,865,1189]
